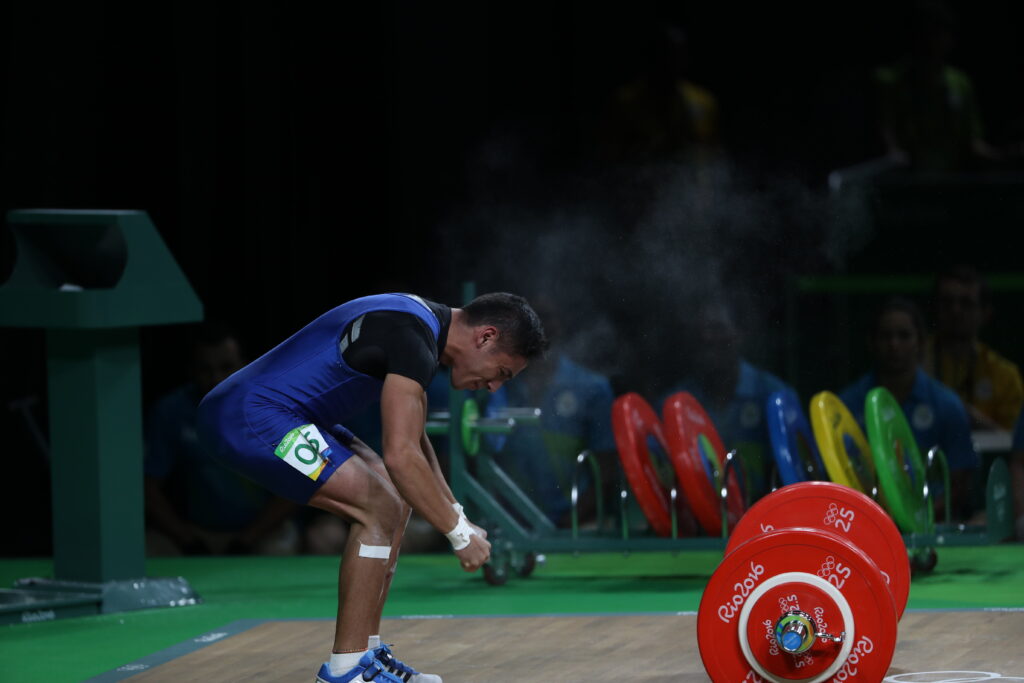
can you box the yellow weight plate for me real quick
[809,391,876,493]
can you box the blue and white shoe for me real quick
[315,650,404,682]
[372,644,442,683]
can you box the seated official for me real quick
[840,297,978,521]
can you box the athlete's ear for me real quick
[476,325,499,348]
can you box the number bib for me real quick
[275,424,332,480]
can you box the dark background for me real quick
[2,1,1023,554]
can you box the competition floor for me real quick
[3,547,1024,682]
[91,612,1024,682]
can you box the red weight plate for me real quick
[698,528,898,683]
[743,581,848,680]
[663,392,745,536]
[726,481,910,618]
[611,393,692,537]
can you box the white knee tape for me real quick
[358,543,392,560]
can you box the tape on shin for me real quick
[358,543,392,560]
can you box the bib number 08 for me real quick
[275,424,332,480]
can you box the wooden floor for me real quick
[127,612,1024,682]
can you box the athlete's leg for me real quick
[327,440,442,682]
[308,455,406,653]
[348,437,412,636]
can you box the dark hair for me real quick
[874,296,927,342]
[933,264,990,306]
[463,292,549,360]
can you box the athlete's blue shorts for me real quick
[197,380,357,505]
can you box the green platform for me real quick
[2,546,1023,682]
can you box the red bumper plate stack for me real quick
[698,527,898,683]
[726,481,910,618]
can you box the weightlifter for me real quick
[196,292,547,682]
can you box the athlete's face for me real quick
[450,328,528,392]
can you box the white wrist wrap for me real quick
[446,515,474,551]
[451,502,464,517]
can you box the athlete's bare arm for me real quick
[380,373,490,569]
[380,373,458,529]
[419,430,456,505]
[420,428,488,540]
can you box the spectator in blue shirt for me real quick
[487,298,617,526]
[144,323,300,555]
[839,297,978,521]
[663,298,795,501]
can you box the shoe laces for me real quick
[373,644,419,679]
[359,657,402,682]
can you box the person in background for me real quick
[924,264,1023,432]
[599,22,720,166]
[840,297,978,520]
[875,1,998,172]
[144,322,300,555]
[663,298,795,501]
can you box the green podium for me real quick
[0,209,203,623]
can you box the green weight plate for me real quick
[864,387,932,534]
[461,398,481,456]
